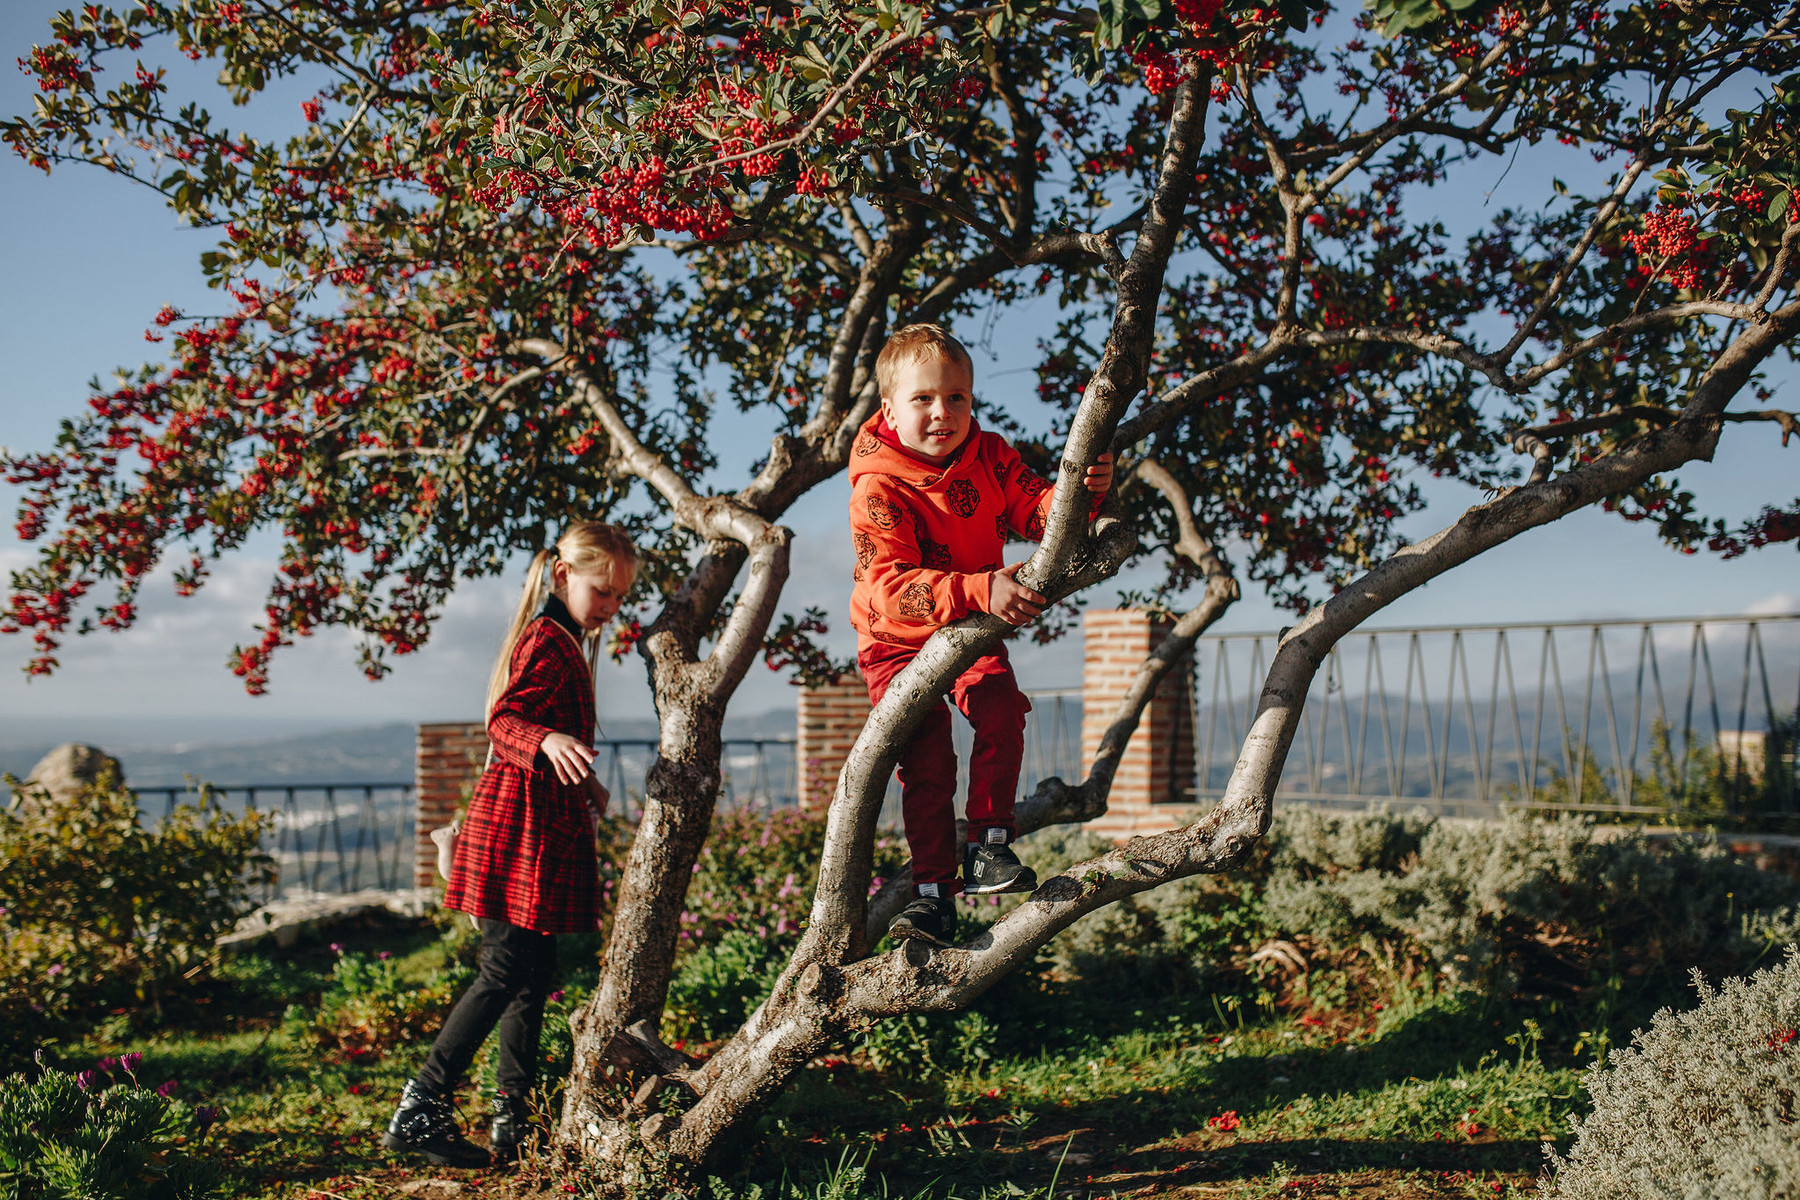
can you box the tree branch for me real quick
[1238,77,1305,327]
[695,525,792,704]
[1034,66,1212,573]
[1517,404,1679,441]
[1723,407,1800,446]
[516,337,767,546]
[677,28,923,178]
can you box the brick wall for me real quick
[795,679,872,811]
[414,722,489,887]
[1081,609,1197,840]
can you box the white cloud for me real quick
[1748,592,1800,616]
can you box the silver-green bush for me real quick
[1543,947,1800,1199]
[1026,809,1800,998]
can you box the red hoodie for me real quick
[847,413,1099,651]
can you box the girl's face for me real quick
[554,560,632,632]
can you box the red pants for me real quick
[858,642,1032,893]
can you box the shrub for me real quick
[665,931,790,1043]
[660,807,907,1045]
[0,771,272,1061]
[1017,810,1800,1016]
[0,1062,227,1200]
[288,944,473,1061]
[1543,946,1800,1199]
[1252,809,1800,993]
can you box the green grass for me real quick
[736,984,1585,1200]
[34,917,1600,1200]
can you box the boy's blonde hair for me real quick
[485,521,638,719]
[875,323,973,398]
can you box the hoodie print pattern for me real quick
[848,413,1093,651]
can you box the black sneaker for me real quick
[382,1081,490,1168]
[489,1092,535,1163]
[964,840,1038,895]
[888,893,957,947]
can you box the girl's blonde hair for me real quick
[485,521,638,720]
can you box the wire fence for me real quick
[1186,614,1800,821]
[132,782,416,900]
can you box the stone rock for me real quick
[397,1180,464,1198]
[215,887,440,952]
[21,743,123,806]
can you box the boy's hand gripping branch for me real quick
[986,562,1047,625]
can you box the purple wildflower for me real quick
[329,943,344,955]
[378,951,391,961]
[549,990,564,1003]
[158,1081,178,1098]
[120,1051,144,1073]
[75,1070,100,1091]
[195,1105,220,1132]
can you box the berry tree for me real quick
[6,0,1798,1179]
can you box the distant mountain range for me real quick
[1,709,801,790]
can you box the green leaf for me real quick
[1767,189,1790,225]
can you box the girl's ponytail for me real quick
[485,548,555,721]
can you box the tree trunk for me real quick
[558,689,725,1154]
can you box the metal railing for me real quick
[133,782,416,898]
[1186,614,1800,820]
[598,738,801,821]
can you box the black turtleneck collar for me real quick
[541,593,584,642]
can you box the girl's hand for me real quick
[585,775,610,816]
[540,732,596,786]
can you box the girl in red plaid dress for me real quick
[385,521,636,1168]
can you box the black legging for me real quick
[413,918,557,1099]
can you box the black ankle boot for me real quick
[489,1092,535,1162]
[381,1081,490,1168]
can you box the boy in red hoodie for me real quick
[850,324,1112,946]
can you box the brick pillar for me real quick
[796,679,873,811]
[414,722,489,887]
[1081,609,1197,840]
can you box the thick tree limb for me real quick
[695,524,792,703]
[1035,67,1212,573]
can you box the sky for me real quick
[1,3,1795,750]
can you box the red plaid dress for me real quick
[443,616,601,934]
